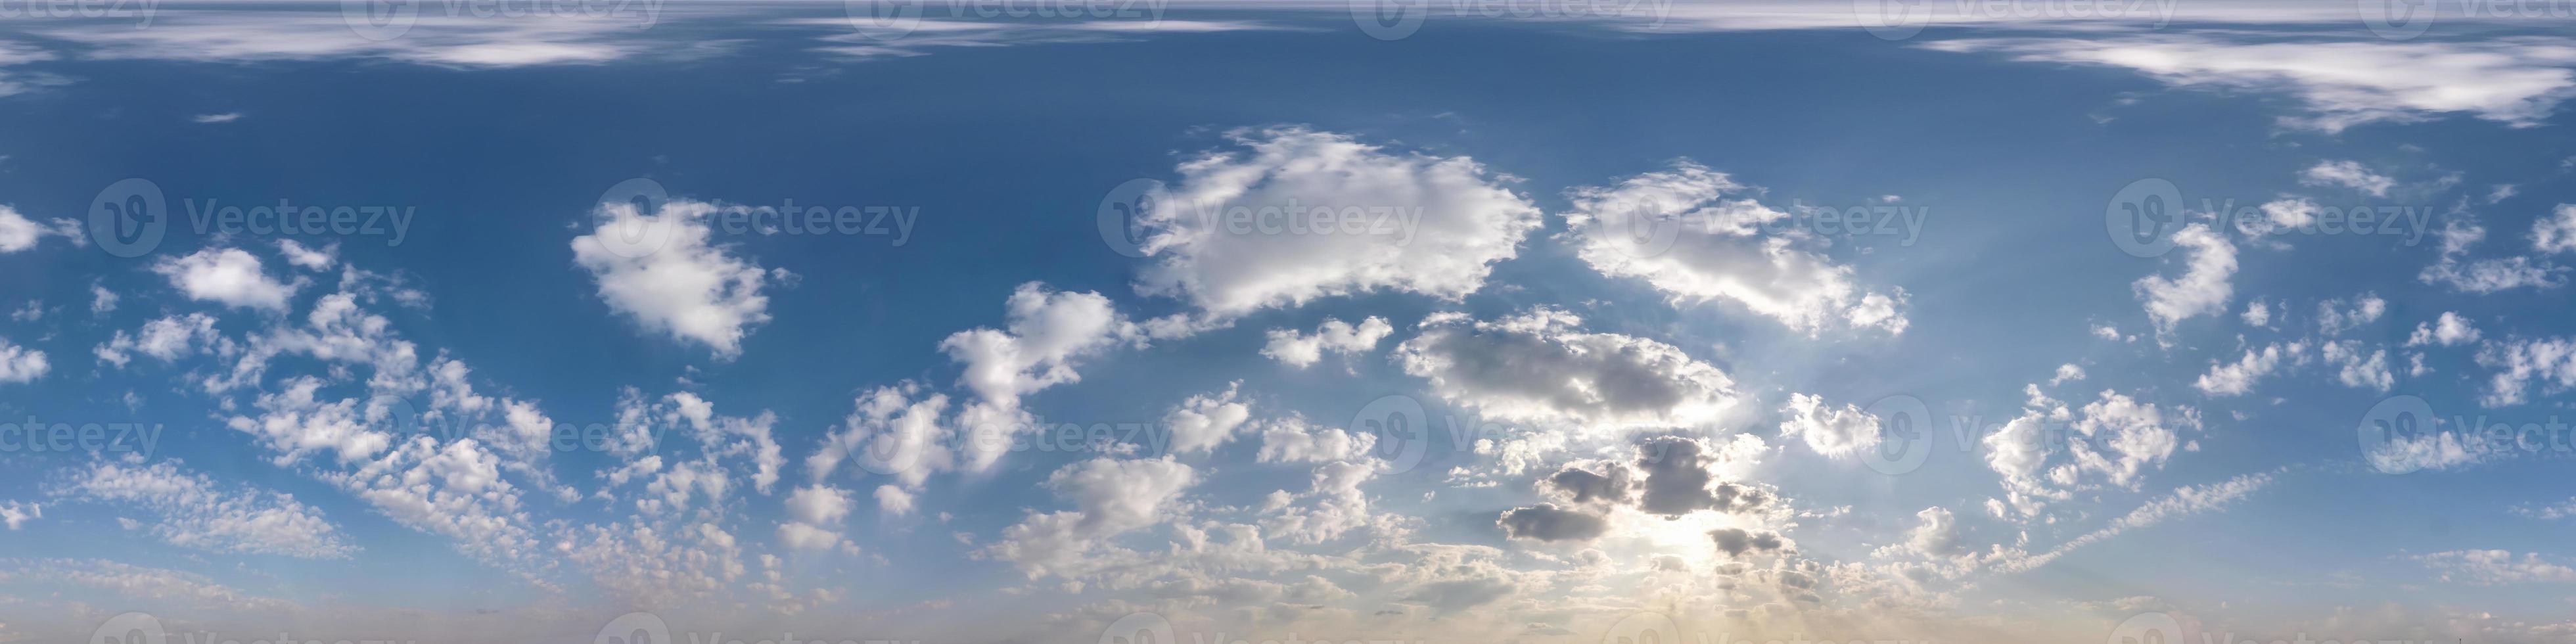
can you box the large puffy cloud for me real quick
[1776,394,1879,459]
[1559,160,1906,334]
[1925,35,2576,132]
[55,459,356,559]
[940,283,1139,472]
[153,247,302,311]
[1130,127,1543,317]
[571,198,779,357]
[1392,308,1739,433]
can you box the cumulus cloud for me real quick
[0,336,48,384]
[1392,308,1738,433]
[1260,316,1393,367]
[1777,393,1879,459]
[941,283,1139,472]
[2134,223,2236,336]
[95,313,227,367]
[2408,311,2482,346]
[2535,204,2576,254]
[1559,160,1907,334]
[2315,292,2387,335]
[1130,127,1542,318]
[1256,417,1378,463]
[779,485,853,551]
[571,198,778,357]
[153,247,302,311]
[1161,383,1253,455]
[2476,337,2576,407]
[2194,342,2305,396]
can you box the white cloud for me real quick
[43,12,653,68]
[2408,311,2481,346]
[778,485,853,551]
[2477,337,2576,406]
[1997,472,2272,573]
[0,336,48,384]
[2299,160,2395,197]
[1260,316,1393,367]
[2420,215,2564,292]
[1256,417,1379,463]
[1131,127,1542,318]
[572,198,778,357]
[2416,550,2576,584]
[1161,383,1253,455]
[940,283,1138,472]
[58,459,357,559]
[1393,308,1739,433]
[983,457,1196,578]
[1924,35,2576,131]
[193,112,244,123]
[2049,363,2086,386]
[2194,342,2304,396]
[2533,204,2576,254]
[873,484,915,517]
[2134,223,2237,336]
[1777,393,1879,460]
[0,500,38,530]
[2315,292,2386,335]
[153,247,302,311]
[0,204,78,253]
[95,313,226,367]
[276,239,336,270]
[1559,160,1908,334]
[2321,340,2395,392]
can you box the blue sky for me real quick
[2,1,2575,643]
